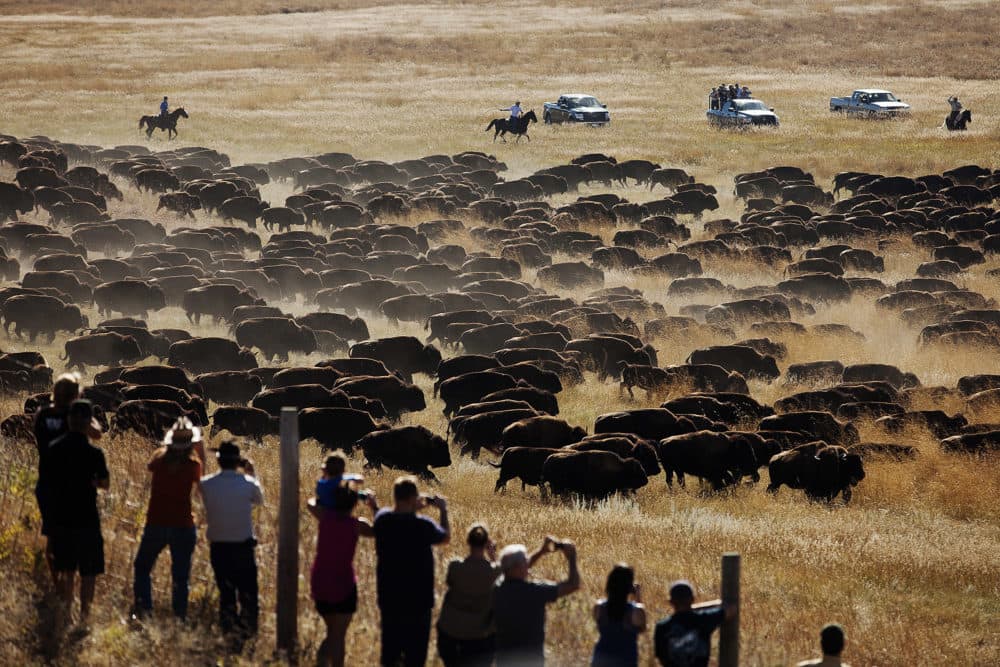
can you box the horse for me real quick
[138,107,189,140]
[485,109,537,143]
[945,108,972,131]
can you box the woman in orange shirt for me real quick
[131,419,205,621]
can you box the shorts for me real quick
[314,584,358,615]
[49,525,105,577]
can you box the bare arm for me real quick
[692,599,736,620]
[631,604,648,632]
[528,536,554,568]
[555,542,580,598]
[306,497,323,520]
[435,497,450,545]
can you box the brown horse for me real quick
[138,107,188,139]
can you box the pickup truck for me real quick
[707,96,779,127]
[543,94,610,126]
[830,89,910,116]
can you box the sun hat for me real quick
[163,417,202,450]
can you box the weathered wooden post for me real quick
[719,552,741,667]
[276,406,300,657]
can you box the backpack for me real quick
[659,618,710,667]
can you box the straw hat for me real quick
[163,417,202,450]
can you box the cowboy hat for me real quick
[163,417,202,449]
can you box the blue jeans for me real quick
[133,524,197,618]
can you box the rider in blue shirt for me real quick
[160,97,169,118]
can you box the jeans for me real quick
[133,524,197,618]
[437,628,496,667]
[380,608,432,667]
[209,540,259,636]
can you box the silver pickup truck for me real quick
[830,89,910,116]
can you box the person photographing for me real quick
[492,535,581,666]
[373,476,450,666]
[200,441,263,648]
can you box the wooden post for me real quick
[276,406,300,657]
[719,552,741,667]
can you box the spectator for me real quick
[373,475,450,667]
[436,523,501,667]
[34,373,81,579]
[131,419,204,621]
[654,580,736,667]
[38,400,109,627]
[201,441,263,646]
[315,450,363,509]
[740,85,751,99]
[591,564,647,667]
[492,536,581,667]
[797,623,851,667]
[309,482,377,667]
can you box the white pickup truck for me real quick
[830,89,910,116]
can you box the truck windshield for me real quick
[865,92,896,102]
[735,100,768,111]
[569,97,600,108]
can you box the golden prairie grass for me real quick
[0,0,998,665]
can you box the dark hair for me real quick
[605,563,634,622]
[669,580,694,603]
[467,523,489,549]
[333,482,359,513]
[820,624,845,656]
[324,451,347,476]
[52,374,80,407]
[393,475,419,502]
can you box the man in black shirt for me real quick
[40,400,110,626]
[654,580,736,667]
[33,374,82,579]
[373,476,450,666]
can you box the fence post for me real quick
[276,406,300,657]
[719,552,741,667]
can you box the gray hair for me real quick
[499,544,528,574]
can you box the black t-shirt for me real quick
[493,577,560,666]
[39,432,109,530]
[373,509,447,614]
[654,607,725,667]
[34,405,69,457]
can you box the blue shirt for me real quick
[315,476,341,508]
[592,600,641,667]
[160,100,169,114]
[507,104,522,118]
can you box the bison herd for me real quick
[1,132,999,505]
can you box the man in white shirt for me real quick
[201,441,263,643]
[501,101,522,124]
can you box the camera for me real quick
[358,490,372,501]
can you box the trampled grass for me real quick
[0,1,998,665]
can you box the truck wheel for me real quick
[543,112,552,124]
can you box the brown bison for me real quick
[767,443,865,502]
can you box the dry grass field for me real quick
[0,1,998,665]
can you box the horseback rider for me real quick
[501,101,523,126]
[947,96,962,123]
[159,97,169,121]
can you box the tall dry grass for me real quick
[0,0,999,665]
